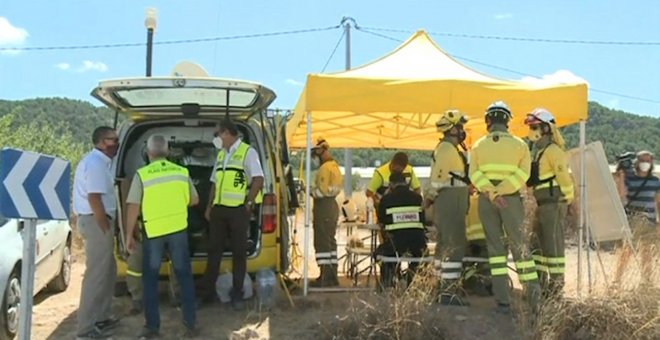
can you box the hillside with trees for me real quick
[0,98,657,171]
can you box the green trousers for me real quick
[532,188,567,297]
[478,194,540,308]
[433,188,469,291]
[313,197,339,280]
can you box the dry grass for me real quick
[320,265,448,340]
[533,290,660,340]
[530,217,660,340]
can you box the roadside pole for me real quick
[18,219,37,339]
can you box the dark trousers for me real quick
[376,229,427,287]
[200,205,249,300]
[143,230,196,331]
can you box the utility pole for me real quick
[341,17,356,198]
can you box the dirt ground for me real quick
[29,244,638,340]
[29,192,657,339]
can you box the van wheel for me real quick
[48,241,72,293]
[0,268,20,340]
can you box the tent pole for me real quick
[303,111,312,296]
[577,120,586,297]
[342,17,354,199]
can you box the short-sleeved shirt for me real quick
[210,139,264,183]
[126,171,198,205]
[367,162,421,196]
[625,173,660,223]
[72,149,117,217]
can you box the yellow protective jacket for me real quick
[313,158,343,198]
[530,141,575,203]
[368,162,421,198]
[469,125,531,197]
[426,140,469,200]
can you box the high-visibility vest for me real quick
[373,163,416,197]
[213,142,262,207]
[384,206,424,231]
[137,160,190,239]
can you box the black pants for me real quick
[375,229,427,287]
[199,205,249,300]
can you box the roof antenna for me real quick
[224,88,231,120]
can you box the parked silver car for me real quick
[0,217,72,340]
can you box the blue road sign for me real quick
[0,148,70,220]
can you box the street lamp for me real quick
[144,7,158,77]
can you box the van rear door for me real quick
[91,77,276,120]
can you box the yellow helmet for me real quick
[436,109,469,132]
[311,137,330,150]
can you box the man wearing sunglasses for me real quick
[524,108,574,299]
[73,126,121,339]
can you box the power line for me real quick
[321,30,346,72]
[359,26,660,46]
[0,25,341,51]
[355,28,660,105]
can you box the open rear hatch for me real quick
[91,76,276,119]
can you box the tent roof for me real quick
[287,30,588,150]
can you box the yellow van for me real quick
[90,62,297,297]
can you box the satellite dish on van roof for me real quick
[170,61,209,77]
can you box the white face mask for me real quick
[212,136,223,149]
[638,162,652,172]
[527,129,542,142]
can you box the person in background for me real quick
[524,108,574,298]
[614,150,660,284]
[73,126,121,339]
[375,173,427,288]
[125,135,198,339]
[309,137,343,287]
[366,152,421,206]
[425,109,471,306]
[462,190,492,297]
[199,118,264,310]
[469,101,541,315]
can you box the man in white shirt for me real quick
[73,126,120,339]
[198,119,264,311]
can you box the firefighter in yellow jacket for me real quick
[310,137,343,287]
[366,152,422,205]
[470,101,541,314]
[425,109,471,306]
[524,108,574,298]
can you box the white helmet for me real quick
[525,108,556,125]
[485,100,513,121]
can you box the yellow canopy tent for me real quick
[290,30,590,296]
[287,30,588,149]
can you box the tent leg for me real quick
[303,111,312,296]
[577,120,586,298]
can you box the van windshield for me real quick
[115,88,258,108]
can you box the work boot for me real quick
[310,265,339,287]
[230,289,246,311]
[495,303,512,315]
[438,293,470,307]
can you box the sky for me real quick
[1,0,659,117]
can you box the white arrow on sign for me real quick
[39,158,68,220]
[4,152,39,218]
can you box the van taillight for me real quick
[261,194,277,233]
